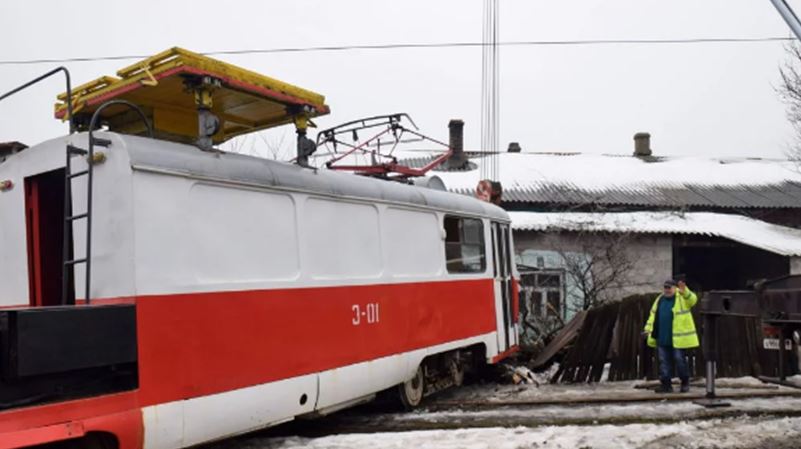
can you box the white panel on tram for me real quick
[303,198,382,280]
[189,184,300,283]
[383,208,441,278]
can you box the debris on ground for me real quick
[511,366,538,385]
[529,311,586,370]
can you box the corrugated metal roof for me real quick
[509,211,801,257]
[402,152,801,209]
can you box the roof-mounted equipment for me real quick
[316,113,454,180]
[54,47,330,152]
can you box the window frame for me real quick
[443,215,487,274]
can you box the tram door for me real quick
[24,168,72,306]
[492,222,515,352]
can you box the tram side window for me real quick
[444,216,486,273]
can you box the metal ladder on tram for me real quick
[62,137,108,306]
[60,101,151,306]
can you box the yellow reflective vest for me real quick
[643,288,699,349]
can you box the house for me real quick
[412,132,801,345]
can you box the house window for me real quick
[444,216,486,273]
[520,270,565,319]
[546,290,562,317]
[529,290,543,317]
[538,274,561,289]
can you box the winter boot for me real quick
[654,381,673,394]
[680,378,690,393]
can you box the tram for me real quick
[0,48,519,449]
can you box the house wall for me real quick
[791,257,801,275]
[514,230,671,314]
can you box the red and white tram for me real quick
[0,49,519,449]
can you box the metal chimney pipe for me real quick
[446,119,467,169]
[633,132,652,157]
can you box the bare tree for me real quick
[555,231,636,312]
[517,285,566,351]
[778,43,801,161]
[223,134,252,156]
[257,131,289,160]
[222,131,292,161]
[516,229,637,352]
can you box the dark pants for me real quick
[657,345,689,386]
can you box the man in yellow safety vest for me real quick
[643,277,699,393]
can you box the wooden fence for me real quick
[551,293,798,383]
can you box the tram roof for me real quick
[32,132,509,221]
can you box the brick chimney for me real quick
[445,119,467,170]
[633,132,652,157]
[0,141,27,163]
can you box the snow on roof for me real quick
[416,152,801,208]
[508,210,801,256]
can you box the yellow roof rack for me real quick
[55,47,329,145]
[56,76,120,102]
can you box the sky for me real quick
[1,0,801,159]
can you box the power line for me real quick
[481,0,501,182]
[0,37,795,66]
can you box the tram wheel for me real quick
[398,365,425,409]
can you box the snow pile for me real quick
[713,376,778,388]
[531,363,561,386]
[785,374,801,387]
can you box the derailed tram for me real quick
[0,48,519,449]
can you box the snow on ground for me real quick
[213,416,801,449]
[437,376,793,404]
[201,378,801,449]
[396,397,801,425]
[784,374,801,387]
[532,363,562,385]
[713,377,780,388]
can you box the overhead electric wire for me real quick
[490,0,501,181]
[0,37,795,66]
[478,0,500,182]
[481,0,501,182]
[480,0,489,181]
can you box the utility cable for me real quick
[0,37,794,66]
